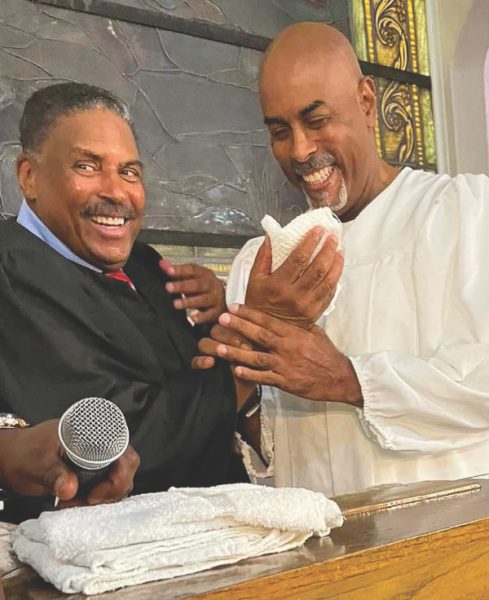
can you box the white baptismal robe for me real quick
[227,167,489,497]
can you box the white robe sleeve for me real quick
[352,174,489,454]
[225,236,264,306]
[227,237,275,480]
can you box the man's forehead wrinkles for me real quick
[72,147,101,159]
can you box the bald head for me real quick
[258,22,397,221]
[260,23,362,100]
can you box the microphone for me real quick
[57,397,129,498]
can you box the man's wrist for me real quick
[244,301,313,331]
[325,356,363,407]
[236,390,263,459]
[340,358,363,407]
[0,430,16,490]
[233,374,258,411]
[238,385,262,418]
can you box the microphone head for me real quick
[58,397,129,470]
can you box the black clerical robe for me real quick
[0,219,236,521]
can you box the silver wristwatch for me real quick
[0,413,29,429]
[0,414,29,511]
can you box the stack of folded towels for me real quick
[12,483,343,595]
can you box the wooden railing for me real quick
[3,479,489,599]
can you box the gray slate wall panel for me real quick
[35,0,349,40]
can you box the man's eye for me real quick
[307,118,328,129]
[270,128,289,141]
[121,168,142,181]
[75,163,96,172]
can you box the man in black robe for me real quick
[0,82,251,523]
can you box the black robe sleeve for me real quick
[0,221,236,520]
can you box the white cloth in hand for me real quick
[261,207,342,272]
[12,483,343,595]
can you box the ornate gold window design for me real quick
[351,0,435,171]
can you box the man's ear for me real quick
[16,153,37,201]
[358,76,377,127]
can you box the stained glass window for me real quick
[351,0,436,170]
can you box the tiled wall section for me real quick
[0,0,349,247]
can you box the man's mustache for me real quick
[293,152,335,176]
[81,199,137,220]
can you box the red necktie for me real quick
[105,270,136,290]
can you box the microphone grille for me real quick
[59,397,129,469]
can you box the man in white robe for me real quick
[197,23,489,496]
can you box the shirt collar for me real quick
[16,200,102,273]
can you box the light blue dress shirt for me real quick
[16,200,102,272]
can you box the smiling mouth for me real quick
[300,164,335,186]
[89,215,129,227]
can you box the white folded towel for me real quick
[12,483,343,595]
[261,207,342,272]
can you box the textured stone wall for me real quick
[0,0,349,246]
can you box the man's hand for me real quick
[245,227,344,329]
[160,259,226,324]
[0,420,140,507]
[199,304,362,406]
[192,324,252,370]
[192,324,256,411]
[61,445,140,509]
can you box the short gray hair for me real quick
[19,82,135,152]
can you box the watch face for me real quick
[0,413,29,428]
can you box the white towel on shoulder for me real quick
[261,207,342,272]
[12,483,343,595]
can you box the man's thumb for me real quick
[249,236,272,280]
[44,462,78,500]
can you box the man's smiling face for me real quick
[17,108,145,270]
[259,34,379,220]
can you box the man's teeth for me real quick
[91,216,125,226]
[302,165,334,183]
